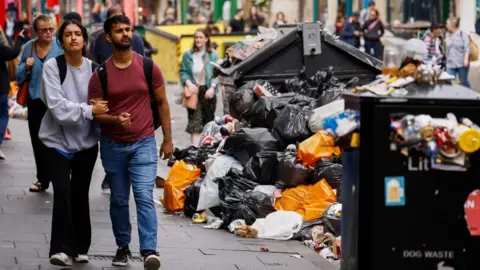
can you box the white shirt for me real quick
[5,19,14,37]
[192,50,206,86]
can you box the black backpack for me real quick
[96,56,161,130]
[55,54,98,84]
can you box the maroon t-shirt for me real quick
[88,53,165,142]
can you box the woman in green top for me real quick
[180,28,219,146]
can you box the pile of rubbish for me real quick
[390,113,480,171]
[161,66,360,264]
[8,82,28,120]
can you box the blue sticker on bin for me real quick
[385,176,406,206]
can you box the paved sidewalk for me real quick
[0,85,334,270]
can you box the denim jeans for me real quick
[446,67,471,88]
[0,93,9,146]
[365,40,383,59]
[100,136,158,252]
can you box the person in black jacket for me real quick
[362,8,384,59]
[340,12,361,48]
[0,31,27,160]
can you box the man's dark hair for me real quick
[63,12,82,24]
[32,14,52,31]
[104,15,131,35]
[57,20,89,56]
[107,5,125,18]
[368,1,375,7]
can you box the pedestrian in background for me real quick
[272,12,287,28]
[248,6,266,33]
[91,5,145,65]
[0,30,27,160]
[16,14,64,193]
[445,17,471,88]
[227,9,246,34]
[39,20,108,266]
[340,12,361,48]
[4,14,15,46]
[91,5,145,193]
[88,15,173,269]
[180,28,219,146]
[362,8,384,59]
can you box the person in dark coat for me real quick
[0,31,27,159]
[362,8,385,58]
[340,12,361,48]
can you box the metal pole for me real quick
[313,0,318,22]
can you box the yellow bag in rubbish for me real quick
[274,179,337,221]
[163,160,201,212]
[298,131,341,168]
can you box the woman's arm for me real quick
[41,60,94,126]
[15,40,32,85]
[0,36,25,61]
[179,52,193,86]
[462,32,471,66]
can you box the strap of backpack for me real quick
[97,62,108,99]
[143,56,154,98]
[91,61,99,72]
[55,54,67,85]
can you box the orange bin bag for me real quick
[274,179,337,221]
[298,131,341,168]
[163,160,201,212]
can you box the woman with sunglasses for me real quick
[15,14,63,193]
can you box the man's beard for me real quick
[112,38,132,51]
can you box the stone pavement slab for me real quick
[0,84,336,269]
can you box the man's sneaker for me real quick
[101,178,110,194]
[142,250,161,270]
[112,246,131,267]
[0,150,5,160]
[50,253,73,266]
[74,254,89,263]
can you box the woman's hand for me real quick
[90,99,109,115]
[464,58,469,67]
[205,87,215,100]
[186,81,198,94]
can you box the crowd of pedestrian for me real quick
[1,5,174,270]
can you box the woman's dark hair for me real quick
[192,28,212,53]
[104,15,131,35]
[63,12,82,23]
[276,12,285,19]
[371,8,379,17]
[57,20,89,56]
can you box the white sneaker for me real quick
[74,254,89,263]
[0,149,5,160]
[50,253,73,266]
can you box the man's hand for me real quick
[116,112,131,128]
[205,87,215,100]
[91,100,109,115]
[159,138,173,160]
[26,57,34,70]
[464,59,469,67]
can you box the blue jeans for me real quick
[365,40,383,59]
[0,93,9,146]
[100,136,158,252]
[446,66,471,88]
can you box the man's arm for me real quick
[88,72,119,125]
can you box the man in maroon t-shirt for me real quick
[88,15,172,269]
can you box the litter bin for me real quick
[214,23,382,89]
[341,84,480,270]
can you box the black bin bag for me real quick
[183,178,204,218]
[223,128,280,166]
[245,94,315,129]
[272,104,313,147]
[314,158,343,202]
[276,148,313,189]
[229,81,259,119]
[243,151,284,185]
[218,169,275,225]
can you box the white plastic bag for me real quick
[197,155,243,211]
[251,211,303,240]
[308,99,345,133]
[253,185,276,197]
